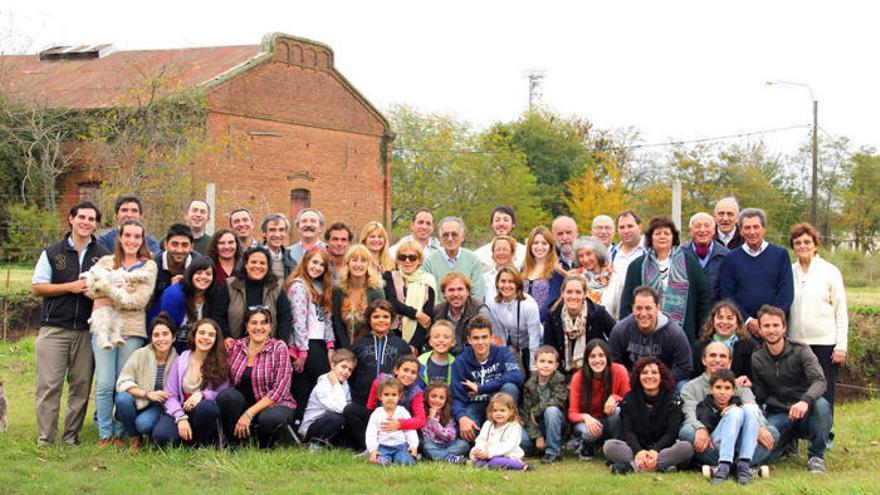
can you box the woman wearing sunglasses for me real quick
[383,240,437,354]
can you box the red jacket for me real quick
[568,362,630,422]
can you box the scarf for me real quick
[693,242,710,259]
[712,332,739,352]
[642,246,689,328]
[399,269,437,343]
[561,304,589,371]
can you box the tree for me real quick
[388,105,549,244]
[841,153,880,252]
[565,150,628,233]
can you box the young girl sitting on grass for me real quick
[470,392,530,471]
[421,382,470,464]
[366,377,419,465]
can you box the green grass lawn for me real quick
[0,264,33,294]
[848,286,880,308]
[1,337,879,494]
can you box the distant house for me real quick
[0,32,393,233]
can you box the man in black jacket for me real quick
[752,305,831,473]
[32,201,110,446]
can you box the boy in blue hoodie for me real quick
[451,315,523,443]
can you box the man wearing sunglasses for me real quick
[422,217,485,303]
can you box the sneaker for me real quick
[521,463,533,471]
[129,436,142,453]
[446,454,467,465]
[563,437,581,452]
[308,442,325,452]
[709,462,730,484]
[661,465,678,474]
[808,456,826,473]
[578,443,594,461]
[541,453,560,464]
[735,460,752,485]
[610,462,633,475]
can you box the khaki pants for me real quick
[35,326,94,444]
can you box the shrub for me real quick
[0,204,60,263]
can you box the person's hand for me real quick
[224,337,235,350]
[535,436,546,451]
[170,274,184,285]
[408,445,418,457]
[462,380,479,397]
[415,311,432,328]
[789,401,809,420]
[584,415,603,438]
[758,426,775,450]
[472,448,489,460]
[603,396,618,417]
[327,348,336,362]
[234,412,252,439]
[735,375,752,388]
[177,419,192,442]
[644,450,659,471]
[694,427,714,453]
[146,390,169,403]
[832,349,847,364]
[380,419,401,432]
[68,279,89,294]
[634,450,651,471]
[182,391,203,412]
[293,356,306,373]
[428,407,440,419]
[369,450,379,463]
[746,319,760,335]
[459,416,479,442]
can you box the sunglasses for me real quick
[397,254,419,262]
[248,304,270,311]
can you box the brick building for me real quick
[0,32,393,235]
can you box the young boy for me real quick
[418,321,457,385]
[299,349,357,449]
[366,377,419,465]
[521,346,568,464]
[697,369,761,485]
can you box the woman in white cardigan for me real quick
[789,222,848,414]
[115,313,178,450]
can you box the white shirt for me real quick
[717,229,736,247]
[744,240,769,258]
[299,372,351,436]
[365,405,419,451]
[789,256,848,349]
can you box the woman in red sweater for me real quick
[568,338,630,460]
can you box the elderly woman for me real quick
[544,275,617,373]
[482,235,518,302]
[360,221,396,273]
[217,307,297,448]
[573,236,612,304]
[691,301,758,381]
[431,272,491,355]
[213,246,294,346]
[152,318,228,447]
[114,313,179,451]
[206,228,242,288]
[522,226,564,322]
[332,244,387,349]
[383,240,436,353]
[87,218,158,448]
[620,216,709,343]
[604,356,694,474]
[789,222,848,414]
[486,265,542,374]
[156,256,219,353]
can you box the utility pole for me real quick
[525,70,545,112]
[811,99,819,226]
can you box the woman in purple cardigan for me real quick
[152,319,229,447]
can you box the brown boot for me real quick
[111,437,126,448]
[97,439,112,449]
[129,436,142,452]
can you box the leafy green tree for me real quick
[841,153,880,252]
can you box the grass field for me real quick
[0,264,32,294]
[1,337,879,494]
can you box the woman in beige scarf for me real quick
[383,240,437,354]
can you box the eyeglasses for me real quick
[440,232,460,239]
[247,304,270,311]
[792,239,814,247]
[397,254,419,262]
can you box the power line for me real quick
[624,124,812,150]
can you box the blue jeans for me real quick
[376,443,416,465]
[114,391,163,437]
[519,406,564,456]
[573,408,621,445]
[767,396,832,460]
[710,405,760,463]
[463,383,520,426]
[679,404,778,467]
[421,437,471,460]
[92,335,145,439]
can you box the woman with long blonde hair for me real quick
[359,221,396,272]
[332,244,386,348]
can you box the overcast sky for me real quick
[6,1,879,157]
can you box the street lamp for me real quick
[766,80,819,226]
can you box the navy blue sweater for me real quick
[719,243,793,320]
[451,345,523,420]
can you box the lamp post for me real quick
[766,80,818,226]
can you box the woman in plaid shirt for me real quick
[217,307,297,448]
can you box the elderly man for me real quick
[261,213,297,280]
[551,215,579,271]
[679,342,778,483]
[713,197,744,250]
[609,286,692,385]
[97,195,161,254]
[753,305,831,473]
[324,222,353,284]
[605,210,645,318]
[720,208,794,336]
[591,215,616,249]
[185,200,212,254]
[229,207,258,249]
[474,205,526,271]
[423,217,485,302]
[288,208,327,264]
[390,208,441,258]
[684,212,730,305]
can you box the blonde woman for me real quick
[360,221,396,272]
[384,240,436,353]
[332,244,386,348]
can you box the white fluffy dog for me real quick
[85,263,124,349]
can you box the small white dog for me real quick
[85,263,124,349]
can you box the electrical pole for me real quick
[811,99,819,226]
